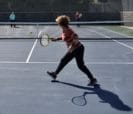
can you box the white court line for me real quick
[26,39,38,63]
[88,29,110,38]
[113,40,133,50]
[88,29,133,50]
[0,61,133,64]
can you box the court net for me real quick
[0,21,133,41]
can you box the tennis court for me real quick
[0,23,132,114]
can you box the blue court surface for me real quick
[0,25,133,114]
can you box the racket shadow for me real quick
[71,92,88,106]
[53,80,132,111]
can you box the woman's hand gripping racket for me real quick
[38,31,52,47]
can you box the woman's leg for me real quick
[75,45,96,82]
[55,52,74,74]
[47,51,75,80]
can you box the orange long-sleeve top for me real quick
[61,27,81,50]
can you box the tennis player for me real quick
[75,11,82,27]
[47,15,97,85]
[9,12,16,28]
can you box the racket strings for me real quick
[39,32,51,47]
[40,38,49,46]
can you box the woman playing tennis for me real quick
[47,15,97,85]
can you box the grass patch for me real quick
[104,26,133,37]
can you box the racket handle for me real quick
[55,37,62,41]
[51,37,61,42]
[51,38,57,41]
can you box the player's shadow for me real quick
[52,80,132,111]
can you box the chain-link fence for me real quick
[0,0,132,22]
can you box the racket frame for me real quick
[39,33,51,47]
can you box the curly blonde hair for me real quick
[55,15,70,27]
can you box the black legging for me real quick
[55,44,94,80]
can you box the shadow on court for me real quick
[52,80,132,111]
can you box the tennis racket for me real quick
[38,31,51,47]
[72,92,88,106]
